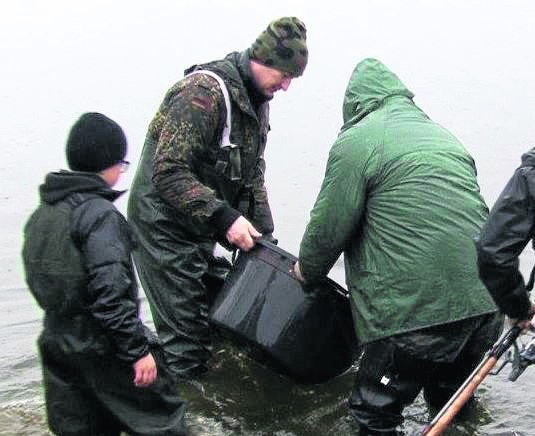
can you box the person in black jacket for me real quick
[476,148,535,330]
[22,113,187,435]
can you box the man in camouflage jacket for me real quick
[127,17,308,378]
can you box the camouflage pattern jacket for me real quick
[128,50,273,244]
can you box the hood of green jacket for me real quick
[342,58,414,131]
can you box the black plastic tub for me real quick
[209,240,359,383]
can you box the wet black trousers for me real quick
[133,236,230,379]
[348,317,501,435]
[39,341,187,436]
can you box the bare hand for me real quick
[226,216,261,251]
[133,353,157,387]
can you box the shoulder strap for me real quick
[66,193,99,209]
[186,69,238,149]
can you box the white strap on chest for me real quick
[186,69,236,148]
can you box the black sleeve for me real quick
[475,167,535,319]
[72,199,149,363]
[209,203,242,236]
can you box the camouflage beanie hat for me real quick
[250,17,308,77]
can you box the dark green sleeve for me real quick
[299,137,368,283]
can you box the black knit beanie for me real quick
[66,112,127,173]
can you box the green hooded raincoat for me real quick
[299,59,497,344]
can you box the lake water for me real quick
[2,286,535,436]
[2,1,535,435]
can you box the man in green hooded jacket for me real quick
[294,59,501,435]
[128,17,308,379]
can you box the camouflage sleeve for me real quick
[152,75,240,234]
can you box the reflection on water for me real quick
[173,341,500,436]
[178,340,359,435]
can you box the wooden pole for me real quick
[421,325,521,436]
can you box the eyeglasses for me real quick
[119,160,130,173]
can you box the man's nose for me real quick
[281,77,292,91]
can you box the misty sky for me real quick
[2,0,535,288]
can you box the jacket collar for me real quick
[39,170,124,205]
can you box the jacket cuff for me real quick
[298,260,322,285]
[210,205,241,236]
[118,337,150,364]
[498,286,532,320]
